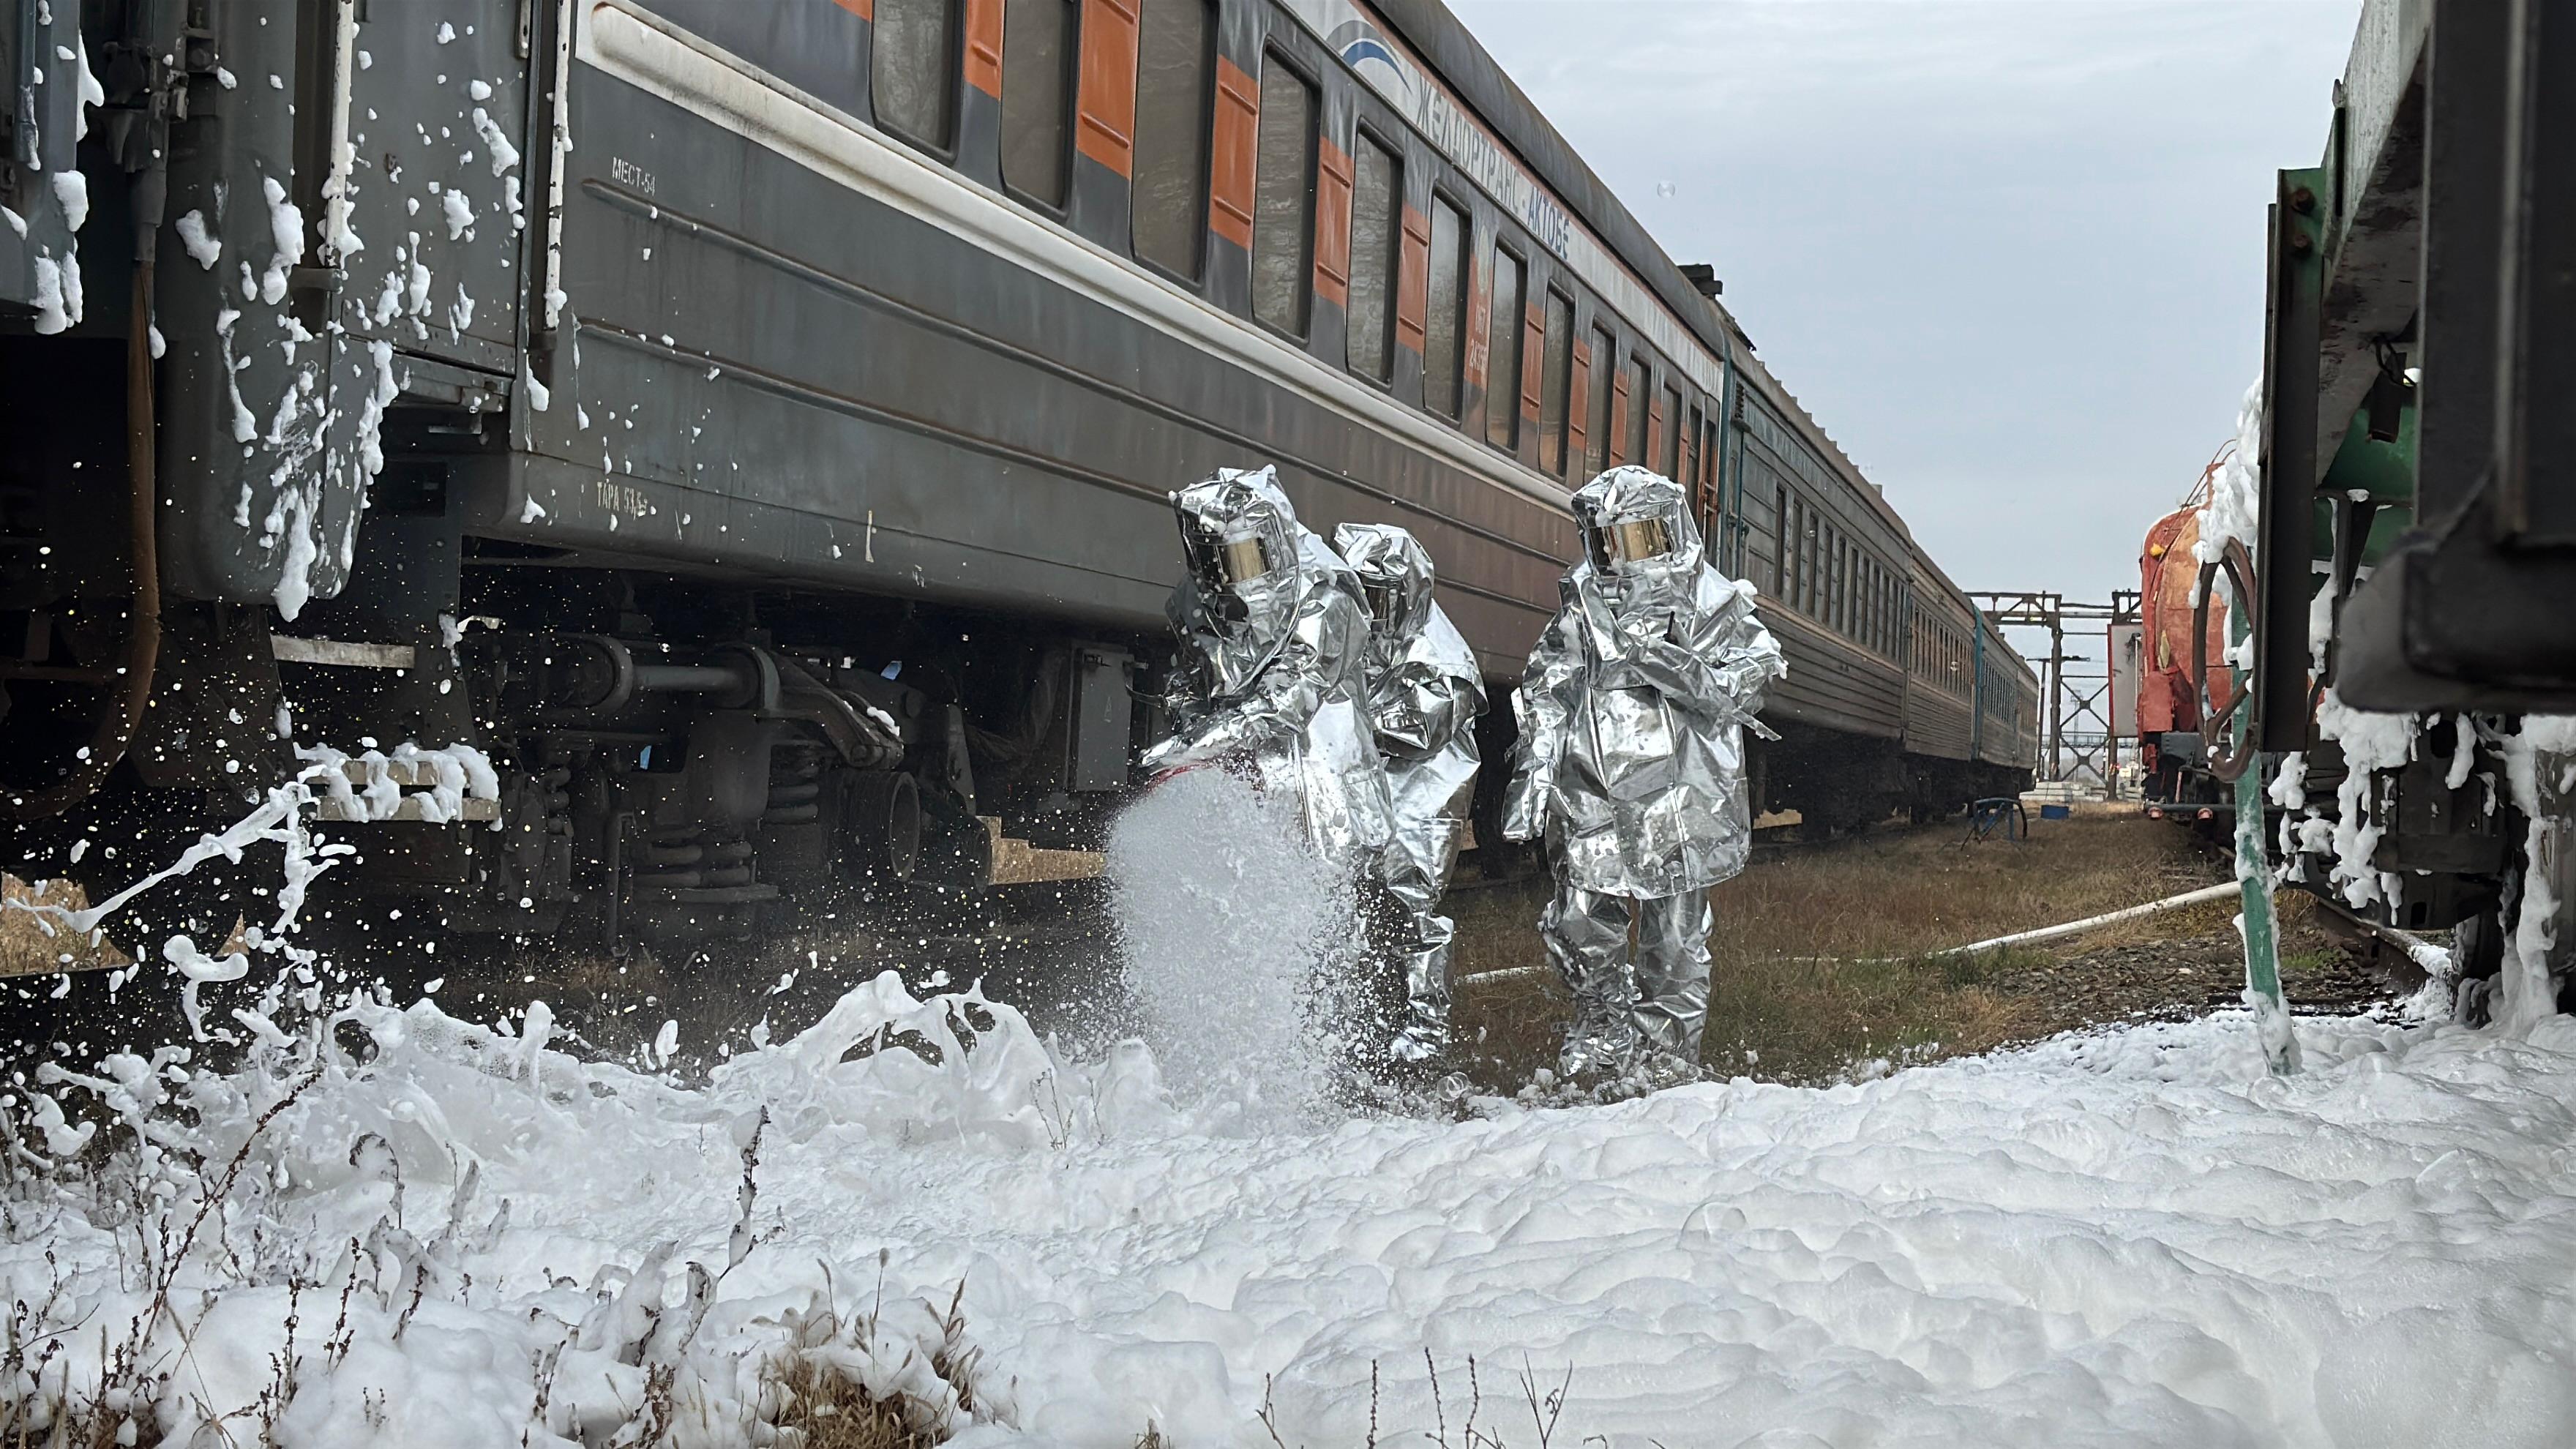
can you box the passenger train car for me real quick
[0,0,2034,956]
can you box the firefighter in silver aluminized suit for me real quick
[1333,522,1486,1064]
[1142,466,1394,873]
[1501,467,1786,1079]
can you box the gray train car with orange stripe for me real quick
[1,0,2032,956]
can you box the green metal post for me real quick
[2231,581,2297,1075]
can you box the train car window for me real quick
[1000,0,1078,206]
[1835,539,1850,634]
[1585,325,1615,474]
[1834,539,1846,632]
[875,0,961,151]
[1825,530,1841,631]
[1251,54,1317,336]
[1806,509,1822,617]
[1793,506,1808,614]
[1839,543,1853,636]
[1131,0,1214,280]
[1625,357,1650,464]
[1540,288,1573,476]
[1484,248,1524,449]
[1702,417,1723,522]
[1808,515,1824,617]
[1793,497,1813,614]
[1346,133,1400,381]
[1782,496,1796,608]
[1661,386,1683,478]
[1424,195,1470,419]
[1677,402,1699,509]
[1767,476,1786,596]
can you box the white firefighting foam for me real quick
[4,969,2571,1448]
[1106,766,1366,1126]
[4,761,2572,1446]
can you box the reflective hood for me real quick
[1570,466,1703,588]
[1169,466,1303,686]
[1331,521,1437,648]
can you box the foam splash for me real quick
[1106,766,1366,1124]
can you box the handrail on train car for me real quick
[2190,539,2259,784]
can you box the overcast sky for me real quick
[1445,0,2360,607]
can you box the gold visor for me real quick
[1599,517,1674,565]
[1216,536,1274,585]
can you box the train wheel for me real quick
[2451,902,2506,1027]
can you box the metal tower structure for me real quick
[1969,591,2143,791]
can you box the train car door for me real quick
[336,0,531,378]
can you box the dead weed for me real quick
[1452,812,2231,1086]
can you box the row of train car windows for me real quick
[1742,396,1843,502]
[1777,489,1904,662]
[1357,143,1717,488]
[875,0,1721,491]
[1912,614,1972,699]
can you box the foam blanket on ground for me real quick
[7,989,2572,1448]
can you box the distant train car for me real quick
[1709,351,2036,832]
[1,0,2036,963]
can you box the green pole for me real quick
[2231,581,2298,1075]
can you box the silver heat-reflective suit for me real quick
[1333,523,1486,1063]
[1142,466,1394,874]
[1502,467,1786,1077]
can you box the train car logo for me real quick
[1324,19,1420,112]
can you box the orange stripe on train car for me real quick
[1463,252,1490,392]
[1395,206,1429,351]
[1314,137,1354,310]
[831,0,873,18]
[1074,0,1139,177]
[1567,340,1590,462]
[1208,56,1259,250]
[1608,365,1630,465]
[1519,298,1543,421]
[964,0,1003,97]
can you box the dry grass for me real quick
[0,876,132,977]
[1451,812,2234,1086]
[772,1358,945,1448]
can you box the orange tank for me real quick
[2137,459,2233,738]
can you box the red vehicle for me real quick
[2133,449,2236,812]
